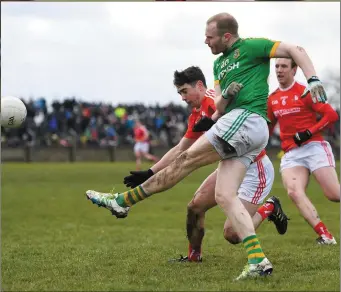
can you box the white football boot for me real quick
[235,258,273,280]
[316,234,337,245]
[85,190,130,218]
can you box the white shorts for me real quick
[280,141,336,173]
[134,142,150,154]
[205,109,269,167]
[238,155,275,205]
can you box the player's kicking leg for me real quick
[86,134,221,218]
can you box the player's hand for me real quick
[192,116,215,132]
[293,130,312,146]
[123,169,154,188]
[301,76,327,104]
[222,82,243,100]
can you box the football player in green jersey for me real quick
[86,12,327,280]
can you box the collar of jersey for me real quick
[223,38,242,56]
[278,80,296,91]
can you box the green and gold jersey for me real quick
[213,38,280,120]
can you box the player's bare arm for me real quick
[273,43,316,79]
[211,111,222,122]
[215,82,243,114]
[273,42,327,104]
[214,83,226,114]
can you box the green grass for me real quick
[2,161,340,291]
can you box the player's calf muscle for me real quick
[186,209,205,244]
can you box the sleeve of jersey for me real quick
[246,38,281,59]
[308,98,339,135]
[184,114,204,140]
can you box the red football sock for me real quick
[257,202,275,220]
[314,221,332,238]
[188,243,201,261]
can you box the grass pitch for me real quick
[2,161,340,291]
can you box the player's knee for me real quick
[176,151,193,168]
[223,227,241,244]
[287,187,304,203]
[215,189,233,206]
[187,191,209,214]
[187,200,204,216]
[178,148,213,170]
[215,190,225,206]
[187,200,198,214]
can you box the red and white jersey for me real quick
[267,81,339,152]
[184,89,216,140]
[184,89,266,162]
[134,125,149,142]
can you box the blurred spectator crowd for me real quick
[1,97,340,157]
[1,97,189,149]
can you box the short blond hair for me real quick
[207,13,239,36]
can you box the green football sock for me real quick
[115,186,149,207]
[243,234,266,265]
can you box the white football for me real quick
[1,96,27,128]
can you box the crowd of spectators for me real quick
[1,97,340,158]
[1,97,188,149]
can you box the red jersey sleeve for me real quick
[184,113,203,140]
[304,93,339,134]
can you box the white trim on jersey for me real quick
[205,89,216,100]
[278,80,296,91]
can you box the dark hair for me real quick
[207,13,239,37]
[291,59,297,68]
[173,66,207,88]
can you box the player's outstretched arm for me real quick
[274,43,316,80]
[273,43,327,103]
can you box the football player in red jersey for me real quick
[267,58,340,245]
[123,66,288,262]
[133,121,159,170]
